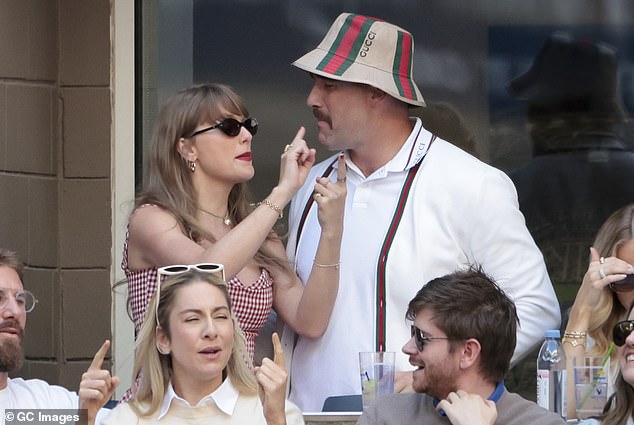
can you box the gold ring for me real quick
[284,144,293,153]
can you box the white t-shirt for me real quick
[0,377,78,425]
[0,377,109,425]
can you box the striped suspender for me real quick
[375,160,422,351]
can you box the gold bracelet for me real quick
[313,259,340,269]
[563,330,587,339]
[562,336,586,348]
[258,199,283,219]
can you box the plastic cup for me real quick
[574,356,610,419]
[359,351,395,410]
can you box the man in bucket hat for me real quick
[282,13,560,411]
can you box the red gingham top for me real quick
[121,224,274,362]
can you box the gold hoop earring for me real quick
[188,160,196,173]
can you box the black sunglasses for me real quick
[189,117,258,138]
[613,320,634,346]
[410,324,450,351]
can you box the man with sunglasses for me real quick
[0,248,114,423]
[357,267,565,425]
[283,12,560,411]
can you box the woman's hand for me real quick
[574,247,632,313]
[277,127,316,201]
[255,333,288,425]
[437,390,497,425]
[313,152,347,235]
[79,340,120,425]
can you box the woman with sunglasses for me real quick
[578,304,634,425]
[99,269,303,425]
[122,83,346,364]
[564,204,634,418]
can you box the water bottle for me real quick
[536,329,567,419]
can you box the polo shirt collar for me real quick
[157,377,239,420]
[334,117,432,179]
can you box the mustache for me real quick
[0,319,24,337]
[312,107,331,124]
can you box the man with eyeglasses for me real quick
[283,12,560,412]
[357,267,564,425]
[0,248,114,424]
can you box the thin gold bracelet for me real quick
[258,199,283,219]
[313,259,340,269]
[563,330,587,339]
[562,336,586,348]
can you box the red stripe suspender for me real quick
[375,135,435,351]
[374,161,421,351]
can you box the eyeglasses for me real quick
[613,320,634,346]
[609,275,634,293]
[0,288,38,313]
[155,263,225,324]
[189,117,258,138]
[410,324,450,351]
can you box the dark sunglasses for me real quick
[189,117,258,138]
[613,320,634,346]
[609,274,634,293]
[410,324,450,351]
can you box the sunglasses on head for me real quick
[613,320,634,346]
[155,263,226,324]
[189,117,258,138]
[410,324,450,351]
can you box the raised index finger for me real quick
[292,126,306,143]
[271,332,286,370]
[337,152,347,183]
[590,246,600,263]
[89,339,110,371]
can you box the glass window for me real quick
[137,0,634,400]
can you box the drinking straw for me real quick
[578,342,614,409]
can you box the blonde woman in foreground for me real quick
[90,269,303,424]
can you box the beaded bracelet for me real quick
[313,259,340,269]
[258,199,283,219]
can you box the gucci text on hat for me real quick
[293,13,425,107]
